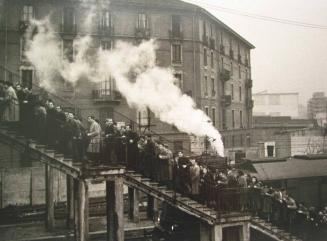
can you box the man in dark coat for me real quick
[104,118,118,164]
[54,105,67,152]
[45,101,57,147]
[15,84,28,132]
[125,124,139,169]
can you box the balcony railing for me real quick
[18,20,30,34]
[98,25,113,36]
[92,89,122,102]
[219,69,231,82]
[135,27,150,39]
[60,24,77,35]
[209,37,215,50]
[221,95,232,106]
[247,99,254,109]
[246,78,253,88]
[169,30,183,40]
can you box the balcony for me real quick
[60,24,77,35]
[219,69,231,82]
[221,95,232,106]
[247,99,254,109]
[209,37,215,50]
[245,78,253,88]
[169,30,183,40]
[92,89,122,103]
[202,35,209,46]
[98,25,113,36]
[219,44,225,54]
[135,27,150,39]
[18,20,29,34]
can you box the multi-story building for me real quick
[307,92,327,119]
[0,0,254,155]
[253,91,300,118]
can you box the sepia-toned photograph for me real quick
[0,0,326,240]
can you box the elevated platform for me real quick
[0,126,125,180]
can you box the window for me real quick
[172,15,181,36]
[240,110,243,128]
[21,69,33,90]
[203,20,207,37]
[101,41,111,50]
[138,108,151,127]
[138,13,147,29]
[239,86,242,101]
[20,38,27,61]
[210,51,214,68]
[172,44,182,63]
[204,76,208,96]
[210,24,213,36]
[212,108,216,126]
[173,140,183,153]
[232,110,235,128]
[100,10,110,29]
[63,39,74,62]
[238,65,241,78]
[22,5,34,21]
[230,61,233,76]
[220,57,224,70]
[174,73,183,89]
[211,77,215,96]
[203,48,207,66]
[269,95,281,105]
[231,84,234,100]
[264,142,276,157]
[63,8,75,32]
[205,106,209,116]
[98,77,112,97]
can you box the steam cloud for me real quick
[25,18,225,156]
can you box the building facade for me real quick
[0,0,254,155]
[253,91,300,118]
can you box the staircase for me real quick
[0,124,304,241]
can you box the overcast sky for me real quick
[184,0,327,104]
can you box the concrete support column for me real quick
[74,179,89,241]
[147,195,158,221]
[240,222,250,241]
[67,175,74,228]
[128,187,140,223]
[106,177,124,241]
[200,223,222,241]
[45,150,55,231]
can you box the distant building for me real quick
[307,92,327,119]
[240,155,327,207]
[253,91,300,118]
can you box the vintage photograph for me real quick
[0,0,326,240]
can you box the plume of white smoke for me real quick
[25,19,225,156]
[25,18,64,90]
[98,40,224,156]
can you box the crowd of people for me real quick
[0,80,326,240]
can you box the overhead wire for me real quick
[185,0,327,30]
